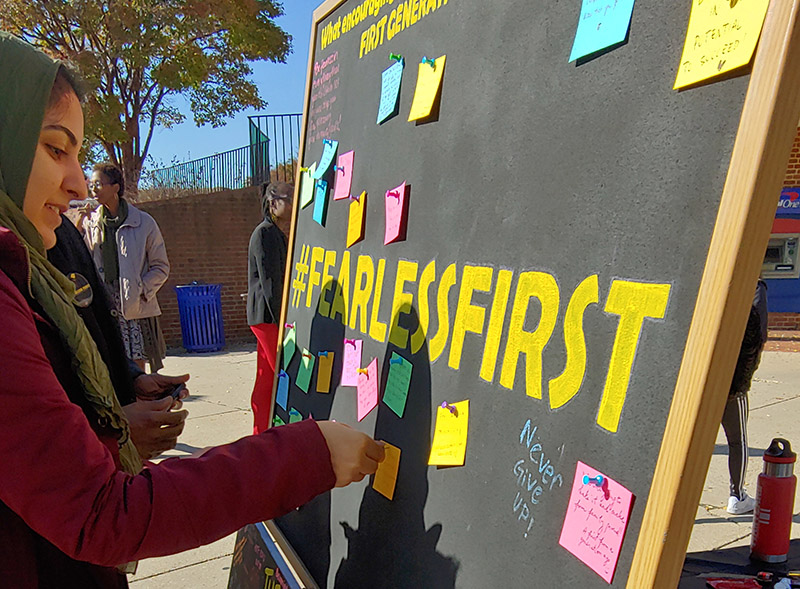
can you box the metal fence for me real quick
[248,113,302,184]
[140,112,303,195]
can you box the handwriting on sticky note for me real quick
[313,139,338,179]
[347,192,367,247]
[289,408,302,423]
[674,0,768,89]
[428,400,469,466]
[568,0,636,62]
[299,162,317,209]
[317,351,334,393]
[558,461,634,584]
[312,179,329,226]
[383,352,412,418]
[340,338,363,386]
[282,326,296,369]
[276,370,289,410]
[296,348,315,393]
[357,358,379,421]
[408,55,446,122]
[333,150,354,200]
[384,182,408,244]
[378,60,404,124]
[373,442,401,500]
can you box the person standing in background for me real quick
[247,181,294,434]
[723,278,768,515]
[84,163,169,372]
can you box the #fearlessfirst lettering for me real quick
[291,245,671,433]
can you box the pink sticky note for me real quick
[333,150,355,200]
[340,338,363,386]
[558,461,634,584]
[356,358,379,421]
[384,182,408,244]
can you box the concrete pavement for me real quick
[127,347,800,587]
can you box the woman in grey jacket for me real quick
[84,162,170,372]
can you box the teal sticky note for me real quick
[282,326,296,369]
[296,348,315,393]
[277,370,289,410]
[289,408,302,423]
[568,0,636,62]
[377,60,404,124]
[313,139,338,179]
[382,352,412,418]
[273,414,286,427]
[312,179,329,226]
[300,162,317,209]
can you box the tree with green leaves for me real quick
[1,0,291,198]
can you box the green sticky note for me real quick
[289,408,302,423]
[383,352,412,418]
[273,414,286,427]
[297,348,315,393]
[282,326,296,369]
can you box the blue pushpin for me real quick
[318,351,329,357]
[390,357,403,365]
[421,56,436,68]
[582,475,604,487]
[323,138,333,145]
[279,370,288,378]
[334,165,345,174]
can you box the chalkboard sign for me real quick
[269,1,800,587]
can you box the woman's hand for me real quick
[316,421,385,487]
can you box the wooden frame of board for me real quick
[267,2,800,587]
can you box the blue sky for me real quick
[144,0,321,170]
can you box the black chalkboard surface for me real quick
[269,1,800,587]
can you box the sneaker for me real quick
[727,492,756,515]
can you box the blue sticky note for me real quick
[568,0,636,62]
[313,179,329,226]
[277,370,289,410]
[313,139,339,179]
[377,60,404,124]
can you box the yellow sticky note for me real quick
[428,400,469,466]
[673,0,769,89]
[408,55,446,122]
[373,442,401,500]
[347,192,366,247]
[316,351,334,393]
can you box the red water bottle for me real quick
[750,438,797,563]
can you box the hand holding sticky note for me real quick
[373,442,401,500]
[408,55,446,122]
[559,461,634,583]
[356,358,379,421]
[428,400,469,466]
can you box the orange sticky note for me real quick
[373,442,401,500]
[347,192,366,247]
[316,351,334,393]
[428,400,469,466]
[408,55,446,121]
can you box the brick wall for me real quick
[768,312,800,331]
[783,126,800,186]
[138,187,262,349]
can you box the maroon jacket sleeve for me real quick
[0,270,336,566]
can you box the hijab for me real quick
[0,33,142,475]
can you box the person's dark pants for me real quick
[250,323,279,434]
[721,391,749,499]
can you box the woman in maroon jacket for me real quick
[0,33,384,587]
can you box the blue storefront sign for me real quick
[777,187,800,216]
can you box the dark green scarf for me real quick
[0,33,141,476]
[100,198,129,284]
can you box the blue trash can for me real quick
[175,283,225,352]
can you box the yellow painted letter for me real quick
[549,275,599,409]
[388,260,419,349]
[410,260,436,354]
[480,269,513,382]
[305,247,325,308]
[318,249,338,317]
[597,280,670,433]
[330,250,350,325]
[428,263,457,362]
[369,258,388,342]
[500,271,559,399]
[349,255,375,334]
[449,265,493,371]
